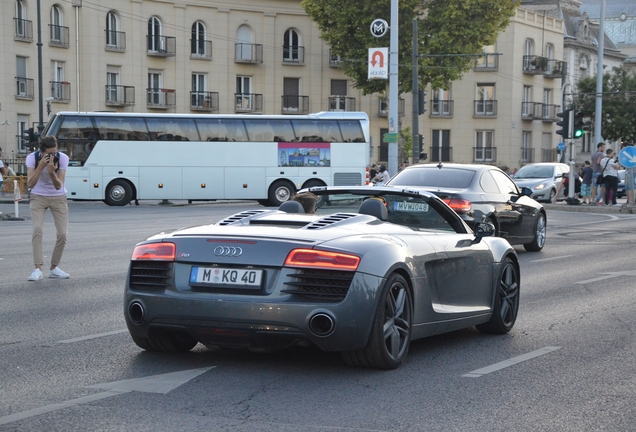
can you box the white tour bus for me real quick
[41,111,370,206]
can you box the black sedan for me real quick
[386,163,546,251]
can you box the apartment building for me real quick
[2,0,564,173]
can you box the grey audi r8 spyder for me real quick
[125,187,520,369]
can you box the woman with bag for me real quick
[601,149,621,206]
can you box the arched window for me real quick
[524,38,534,56]
[283,29,299,62]
[545,43,554,59]
[106,11,119,47]
[236,25,252,60]
[50,5,63,42]
[191,21,206,56]
[148,16,162,52]
[15,0,26,37]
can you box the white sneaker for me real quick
[28,268,43,281]
[49,266,70,279]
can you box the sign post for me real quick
[368,48,388,80]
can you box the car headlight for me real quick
[534,183,547,190]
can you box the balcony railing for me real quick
[430,146,453,163]
[521,102,537,120]
[474,53,499,71]
[541,148,557,162]
[521,147,535,163]
[105,30,126,51]
[235,93,263,112]
[281,95,309,114]
[431,100,454,117]
[147,35,176,56]
[49,24,70,47]
[538,104,560,122]
[105,85,135,106]
[147,88,176,108]
[329,96,356,112]
[378,98,405,117]
[50,81,71,101]
[473,146,497,163]
[523,55,548,74]
[234,43,263,63]
[329,50,343,67]
[545,59,565,78]
[191,39,212,59]
[14,18,33,42]
[474,100,497,117]
[16,77,34,100]
[283,46,304,64]
[191,91,219,112]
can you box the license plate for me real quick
[393,201,429,212]
[190,266,263,288]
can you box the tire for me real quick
[341,274,412,369]
[523,212,546,252]
[268,180,295,207]
[548,188,556,203]
[105,179,133,206]
[303,180,326,207]
[131,331,198,353]
[476,257,519,334]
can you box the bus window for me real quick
[244,119,295,142]
[146,118,199,141]
[196,119,248,142]
[57,116,96,140]
[93,116,149,141]
[338,120,366,142]
[291,119,341,142]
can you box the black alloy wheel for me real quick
[476,257,520,334]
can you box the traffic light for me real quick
[556,109,571,140]
[573,110,585,138]
[418,90,427,115]
[23,127,39,144]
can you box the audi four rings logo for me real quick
[214,246,243,257]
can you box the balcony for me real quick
[235,93,263,112]
[329,96,356,112]
[14,18,33,42]
[474,100,497,117]
[190,39,212,60]
[147,88,176,109]
[521,102,537,120]
[235,43,263,63]
[541,148,557,162]
[50,81,71,102]
[105,85,135,106]
[15,77,34,100]
[105,30,126,52]
[430,146,453,163]
[378,98,405,117]
[282,46,305,65]
[473,146,497,163]
[147,35,176,57]
[523,55,548,74]
[49,25,70,48]
[329,50,343,67]
[545,59,565,79]
[191,91,219,112]
[281,95,309,114]
[521,147,535,164]
[474,53,499,71]
[431,100,454,117]
[538,104,560,122]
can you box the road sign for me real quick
[619,146,636,168]
[383,132,399,143]
[370,19,388,37]
[557,142,565,151]
[368,48,388,80]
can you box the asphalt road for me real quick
[1,200,636,431]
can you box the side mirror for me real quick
[520,186,533,196]
[472,221,495,244]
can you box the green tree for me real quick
[302,0,519,94]
[575,66,636,143]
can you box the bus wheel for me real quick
[105,180,133,206]
[268,180,295,206]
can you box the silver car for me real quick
[511,162,571,202]
[125,187,520,370]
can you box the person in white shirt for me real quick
[600,149,621,206]
[372,165,390,185]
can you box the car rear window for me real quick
[388,168,475,188]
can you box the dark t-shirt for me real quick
[581,166,593,184]
[591,151,604,172]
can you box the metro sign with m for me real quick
[368,47,388,80]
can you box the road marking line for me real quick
[462,346,561,378]
[57,329,128,344]
[576,270,636,284]
[530,255,574,263]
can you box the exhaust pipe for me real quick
[308,313,335,337]
[129,301,145,325]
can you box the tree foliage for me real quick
[575,66,636,143]
[302,0,519,95]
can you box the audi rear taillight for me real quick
[284,249,360,271]
[131,242,176,261]
[443,197,472,213]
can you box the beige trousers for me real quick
[30,194,68,268]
